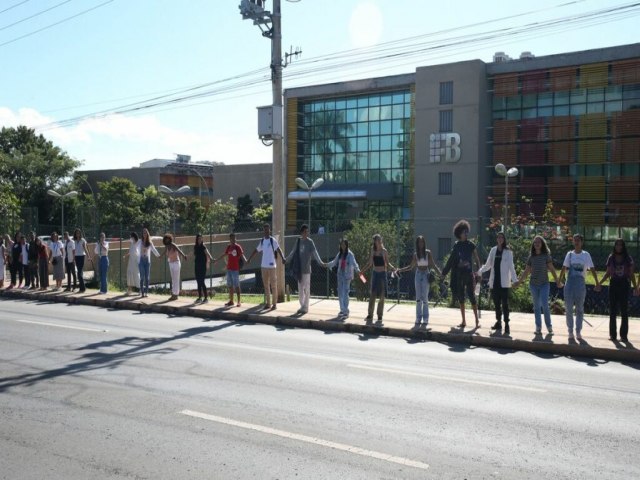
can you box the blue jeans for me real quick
[564,276,586,334]
[99,256,109,293]
[337,272,351,315]
[415,270,430,324]
[139,256,150,294]
[530,282,552,330]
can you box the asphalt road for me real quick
[1,298,639,480]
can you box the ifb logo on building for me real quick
[429,133,461,163]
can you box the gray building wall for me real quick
[414,60,490,260]
[211,163,272,204]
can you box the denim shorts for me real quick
[226,270,240,288]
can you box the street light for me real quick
[159,185,191,234]
[295,177,324,230]
[494,163,519,231]
[47,189,78,234]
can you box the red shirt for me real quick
[225,244,243,271]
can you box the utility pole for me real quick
[271,0,285,303]
[240,0,297,304]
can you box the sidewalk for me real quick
[1,288,639,363]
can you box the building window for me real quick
[438,172,453,195]
[440,81,453,104]
[439,110,453,132]
[438,237,452,261]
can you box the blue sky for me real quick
[1,0,639,171]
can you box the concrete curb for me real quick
[2,290,638,364]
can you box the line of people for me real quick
[1,230,91,292]
[3,222,637,343]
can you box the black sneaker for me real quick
[491,321,502,330]
[504,324,510,335]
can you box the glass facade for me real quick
[294,90,413,229]
[490,59,640,227]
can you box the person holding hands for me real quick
[214,232,247,307]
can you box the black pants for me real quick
[10,262,23,285]
[29,262,39,287]
[492,286,510,323]
[66,260,77,289]
[75,256,85,291]
[22,263,31,287]
[195,267,207,299]
[609,279,630,339]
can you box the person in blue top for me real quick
[441,219,482,329]
[326,238,361,319]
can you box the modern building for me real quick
[80,155,272,206]
[284,42,640,259]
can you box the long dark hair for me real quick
[416,235,427,259]
[530,235,550,256]
[339,238,349,260]
[372,234,383,253]
[612,238,630,261]
[194,234,205,254]
[73,228,83,241]
[496,232,510,250]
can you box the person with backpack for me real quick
[597,238,637,342]
[285,224,325,315]
[441,220,482,330]
[558,233,600,341]
[247,223,285,311]
[398,235,441,329]
[214,232,247,307]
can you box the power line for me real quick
[0,0,31,15]
[34,1,640,131]
[0,0,74,33]
[0,0,114,48]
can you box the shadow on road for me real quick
[0,321,239,393]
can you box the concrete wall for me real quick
[211,163,272,205]
[413,60,490,260]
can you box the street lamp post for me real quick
[295,177,324,230]
[47,190,78,234]
[158,185,191,234]
[494,163,519,231]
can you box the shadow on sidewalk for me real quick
[0,321,239,393]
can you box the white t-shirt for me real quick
[75,238,87,256]
[562,250,594,279]
[256,237,279,269]
[49,240,64,259]
[65,239,76,263]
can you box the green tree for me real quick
[235,194,254,231]
[0,126,82,224]
[96,177,143,228]
[0,184,21,234]
[207,199,237,234]
[140,186,171,233]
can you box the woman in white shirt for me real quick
[137,228,160,298]
[73,229,92,293]
[478,232,517,334]
[48,232,65,291]
[124,232,141,295]
[94,233,109,294]
[559,233,600,341]
[398,235,441,329]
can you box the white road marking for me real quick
[12,319,108,333]
[180,409,429,471]
[347,364,547,393]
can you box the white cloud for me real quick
[349,1,384,48]
[0,106,271,169]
